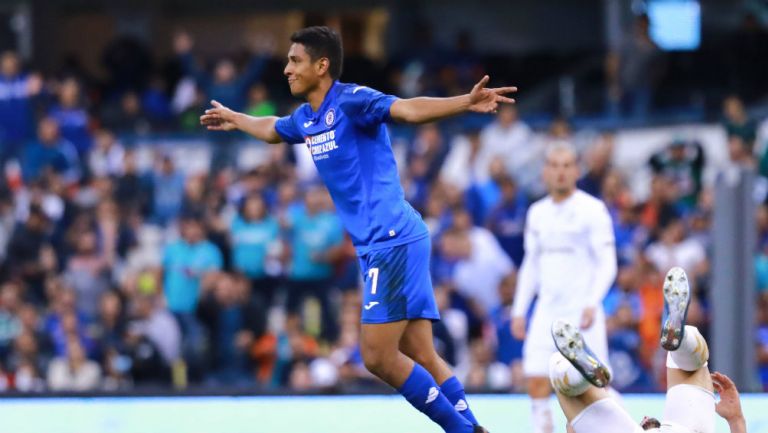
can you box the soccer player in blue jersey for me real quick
[201,26,516,433]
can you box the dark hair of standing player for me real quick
[290,26,343,80]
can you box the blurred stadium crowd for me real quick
[0,22,767,395]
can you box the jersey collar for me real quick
[306,80,341,122]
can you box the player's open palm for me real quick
[200,100,239,131]
[468,75,517,114]
[712,371,743,422]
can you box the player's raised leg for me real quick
[549,320,641,433]
[399,318,480,425]
[659,267,715,433]
[360,321,476,433]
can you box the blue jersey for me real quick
[275,81,428,256]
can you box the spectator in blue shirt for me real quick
[758,295,768,391]
[490,273,523,371]
[162,212,223,374]
[603,265,651,391]
[0,51,41,163]
[465,158,506,225]
[285,187,344,343]
[151,155,185,226]
[48,78,92,158]
[230,194,281,307]
[21,117,81,185]
[485,176,527,267]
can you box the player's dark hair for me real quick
[290,26,343,80]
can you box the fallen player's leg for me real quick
[658,267,715,433]
[548,320,643,433]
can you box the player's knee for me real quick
[360,345,390,375]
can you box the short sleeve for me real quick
[328,216,344,244]
[162,245,172,267]
[338,85,398,128]
[209,245,224,270]
[274,112,304,144]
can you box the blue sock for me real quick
[440,376,479,425]
[398,364,473,433]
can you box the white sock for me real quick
[548,352,590,397]
[666,325,709,372]
[531,397,553,433]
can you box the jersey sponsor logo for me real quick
[305,130,338,161]
[325,108,335,126]
[425,387,439,404]
[454,399,468,411]
[303,120,314,128]
[364,301,379,310]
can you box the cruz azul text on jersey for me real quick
[306,130,338,160]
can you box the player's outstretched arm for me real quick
[389,75,516,124]
[712,372,747,433]
[200,100,283,144]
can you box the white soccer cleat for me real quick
[551,319,611,388]
[660,267,691,351]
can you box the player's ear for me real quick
[316,57,330,76]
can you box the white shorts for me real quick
[570,384,715,433]
[659,384,715,433]
[523,306,609,377]
[571,398,643,433]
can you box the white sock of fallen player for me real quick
[666,325,709,372]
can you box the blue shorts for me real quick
[358,235,440,324]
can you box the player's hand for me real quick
[511,317,527,339]
[467,75,517,114]
[200,100,240,131]
[580,306,596,330]
[712,371,745,423]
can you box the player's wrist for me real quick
[727,416,746,433]
[460,94,473,112]
[231,112,247,130]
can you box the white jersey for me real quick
[512,189,617,318]
[513,189,617,376]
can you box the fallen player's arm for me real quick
[390,75,516,124]
[712,372,747,433]
[200,100,283,144]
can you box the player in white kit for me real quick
[511,142,617,433]
[548,267,747,433]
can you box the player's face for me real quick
[544,149,579,196]
[284,43,321,97]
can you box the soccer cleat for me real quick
[551,319,611,388]
[473,426,490,433]
[660,267,692,351]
